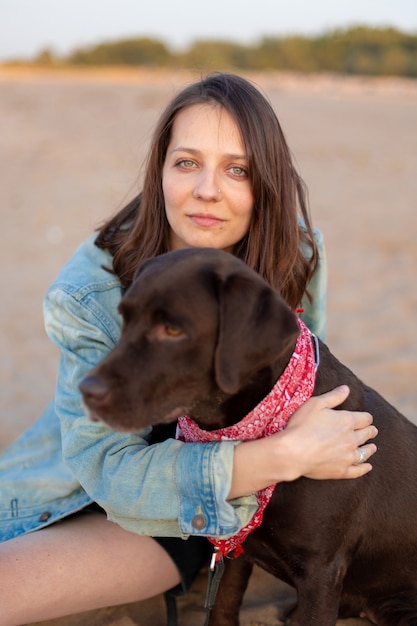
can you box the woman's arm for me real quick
[229,385,377,499]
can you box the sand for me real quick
[1,66,416,626]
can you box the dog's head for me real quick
[79,248,299,431]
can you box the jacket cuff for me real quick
[175,440,258,537]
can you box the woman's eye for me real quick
[176,159,195,169]
[229,165,248,178]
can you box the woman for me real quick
[0,72,377,625]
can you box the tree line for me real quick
[32,26,417,78]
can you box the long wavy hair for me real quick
[96,72,318,308]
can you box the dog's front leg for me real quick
[208,554,253,626]
[285,570,343,626]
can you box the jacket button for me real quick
[39,511,52,522]
[191,514,207,530]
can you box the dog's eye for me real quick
[164,325,183,337]
[147,321,185,342]
[147,323,184,341]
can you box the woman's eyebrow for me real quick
[169,146,247,160]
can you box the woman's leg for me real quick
[0,511,181,626]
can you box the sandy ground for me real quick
[1,66,416,625]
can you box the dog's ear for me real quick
[215,273,300,394]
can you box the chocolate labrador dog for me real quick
[80,247,417,626]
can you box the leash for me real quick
[164,548,224,626]
[164,591,178,626]
[203,548,225,626]
[163,551,226,626]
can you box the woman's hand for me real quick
[279,385,377,481]
[229,385,378,499]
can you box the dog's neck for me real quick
[189,348,296,431]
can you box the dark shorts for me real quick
[154,535,212,596]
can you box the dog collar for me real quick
[176,317,318,560]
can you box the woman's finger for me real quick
[314,386,374,428]
[356,425,378,446]
[314,385,351,409]
[353,443,377,465]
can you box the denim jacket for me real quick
[0,230,326,543]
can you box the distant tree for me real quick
[68,37,170,66]
[34,48,56,66]
[326,26,417,76]
[256,36,318,72]
[178,40,255,71]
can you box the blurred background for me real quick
[1,0,417,78]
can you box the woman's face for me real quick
[162,103,254,252]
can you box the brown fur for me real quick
[80,248,417,626]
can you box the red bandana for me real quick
[176,318,318,560]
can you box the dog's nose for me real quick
[79,376,110,405]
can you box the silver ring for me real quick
[356,446,367,464]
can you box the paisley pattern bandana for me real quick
[176,318,318,560]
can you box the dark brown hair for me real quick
[96,72,318,308]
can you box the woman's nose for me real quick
[193,171,222,201]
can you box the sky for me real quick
[1,0,416,61]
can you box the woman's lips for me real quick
[188,213,225,227]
